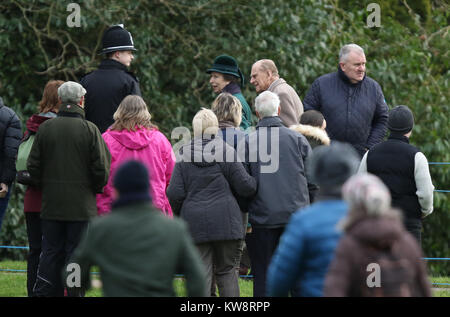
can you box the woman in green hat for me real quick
[207,55,253,131]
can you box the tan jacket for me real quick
[268,78,303,126]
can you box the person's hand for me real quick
[0,183,8,198]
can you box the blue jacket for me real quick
[266,199,348,297]
[303,67,388,156]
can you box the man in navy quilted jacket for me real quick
[0,97,22,231]
[303,44,389,157]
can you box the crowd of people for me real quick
[0,24,436,297]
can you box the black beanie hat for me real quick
[387,105,414,134]
[307,142,360,189]
[113,160,149,195]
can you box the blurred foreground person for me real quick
[68,160,207,297]
[323,173,431,297]
[266,142,359,297]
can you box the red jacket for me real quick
[23,113,55,212]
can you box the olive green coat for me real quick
[69,202,207,297]
[27,103,111,221]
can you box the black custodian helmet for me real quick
[100,24,136,55]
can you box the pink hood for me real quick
[96,127,176,217]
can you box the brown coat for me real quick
[323,217,432,297]
[268,78,303,127]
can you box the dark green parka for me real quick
[27,103,111,221]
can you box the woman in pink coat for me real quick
[97,95,175,217]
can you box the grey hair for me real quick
[338,173,402,231]
[339,44,365,62]
[255,91,280,118]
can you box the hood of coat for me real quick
[179,137,231,168]
[106,127,157,150]
[26,114,55,133]
[347,216,404,250]
[290,124,330,146]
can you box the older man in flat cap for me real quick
[28,81,111,297]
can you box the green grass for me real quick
[0,260,448,297]
[0,260,253,297]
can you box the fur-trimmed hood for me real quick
[290,124,330,146]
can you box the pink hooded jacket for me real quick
[96,127,175,217]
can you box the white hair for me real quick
[339,44,365,62]
[255,91,280,118]
[192,108,219,137]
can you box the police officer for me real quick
[81,24,141,133]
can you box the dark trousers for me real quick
[246,227,284,297]
[405,221,422,245]
[197,240,242,297]
[0,188,11,232]
[25,213,42,297]
[33,219,88,297]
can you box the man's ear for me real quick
[277,106,281,116]
[79,95,85,107]
[111,51,120,60]
[255,111,261,119]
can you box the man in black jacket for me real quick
[358,105,434,244]
[303,44,388,157]
[81,24,141,133]
[0,97,22,231]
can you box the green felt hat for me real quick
[206,55,245,87]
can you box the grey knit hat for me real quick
[387,105,414,134]
[307,142,360,189]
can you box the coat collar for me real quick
[218,120,236,129]
[388,132,410,143]
[58,103,86,118]
[337,66,365,87]
[99,59,128,72]
[222,82,241,95]
[256,116,284,128]
[290,124,330,145]
[268,78,286,91]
